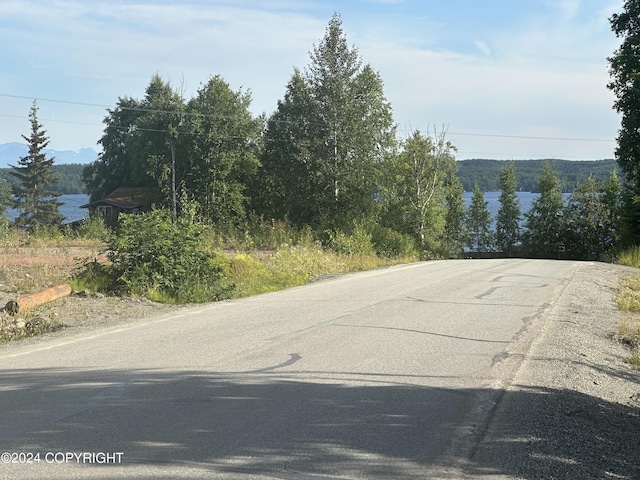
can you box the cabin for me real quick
[80,187,156,224]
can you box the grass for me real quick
[615,247,640,367]
[228,244,416,299]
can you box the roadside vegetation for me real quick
[615,248,640,367]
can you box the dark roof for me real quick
[80,187,154,209]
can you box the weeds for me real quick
[616,269,640,368]
[0,316,63,343]
[618,246,640,268]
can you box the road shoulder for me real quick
[464,262,640,479]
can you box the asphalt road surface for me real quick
[0,259,630,479]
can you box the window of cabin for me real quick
[97,205,113,220]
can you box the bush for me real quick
[76,210,234,304]
[74,214,111,240]
[327,224,375,256]
[371,225,417,258]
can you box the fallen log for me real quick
[4,284,73,316]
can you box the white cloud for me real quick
[474,41,492,57]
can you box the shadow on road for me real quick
[0,367,638,479]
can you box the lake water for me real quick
[463,191,539,219]
[7,192,560,225]
[9,193,90,224]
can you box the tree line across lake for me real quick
[457,159,617,193]
[0,164,85,194]
[0,159,617,196]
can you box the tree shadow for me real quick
[0,368,638,479]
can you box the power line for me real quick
[0,92,618,145]
[448,131,615,143]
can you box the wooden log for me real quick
[4,284,72,316]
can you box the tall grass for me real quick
[618,246,640,268]
[229,243,416,299]
[616,251,640,367]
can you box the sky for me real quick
[0,0,624,160]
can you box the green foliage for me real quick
[71,260,115,293]
[443,174,466,255]
[11,102,63,228]
[457,159,618,192]
[522,161,565,257]
[385,130,457,250]
[78,210,234,303]
[370,225,418,258]
[618,246,640,267]
[2,166,87,195]
[111,210,233,303]
[73,214,111,240]
[84,74,262,227]
[229,253,308,297]
[465,184,493,251]
[495,162,521,255]
[606,2,640,243]
[327,223,376,256]
[255,13,396,229]
[563,175,619,259]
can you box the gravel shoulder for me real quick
[458,261,640,479]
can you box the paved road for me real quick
[0,259,582,479]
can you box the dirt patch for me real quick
[0,246,186,345]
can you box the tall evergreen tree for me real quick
[495,162,521,255]
[608,0,640,244]
[256,13,396,228]
[522,161,564,256]
[11,102,63,228]
[444,173,467,255]
[465,184,493,252]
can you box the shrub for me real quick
[327,224,375,256]
[371,225,417,258]
[74,214,111,240]
[76,210,234,304]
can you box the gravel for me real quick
[0,291,190,352]
[457,261,640,479]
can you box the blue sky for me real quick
[0,0,623,160]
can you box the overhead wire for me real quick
[0,91,617,158]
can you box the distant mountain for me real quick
[0,142,98,168]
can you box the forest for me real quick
[457,159,618,192]
[0,164,86,194]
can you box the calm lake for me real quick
[8,192,562,225]
[9,193,90,224]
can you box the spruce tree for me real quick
[522,161,564,257]
[495,162,521,255]
[11,102,63,228]
[465,184,493,252]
